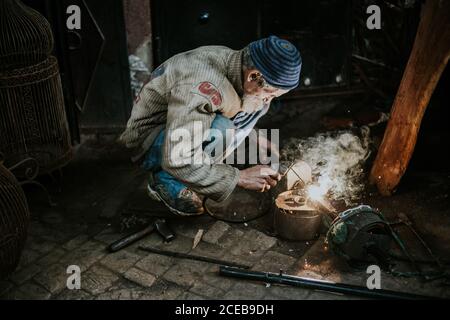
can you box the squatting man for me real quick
[120,36,302,215]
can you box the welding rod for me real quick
[219,266,438,300]
[280,161,304,184]
[138,246,251,269]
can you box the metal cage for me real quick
[0,56,73,174]
[0,0,53,71]
[0,0,72,175]
[0,163,30,279]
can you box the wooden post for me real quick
[370,0,450,195]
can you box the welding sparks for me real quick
[306,175,332,202]
[281,130,371,205]
[306,184,328,202]
[305,178,337,213]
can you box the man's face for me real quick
[241,69,289,113]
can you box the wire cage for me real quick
[0,162,30,279]
[0,0,53,71]
[0,0,73,176]
[0,56,73,175]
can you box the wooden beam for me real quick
[370,0,450,195]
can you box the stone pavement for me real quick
[1,137,448,300]
[2,213,448,300]
[0,215,320,300]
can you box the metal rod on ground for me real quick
[138,246,251,269]
[219,266,438,300]
[108,225,155,253]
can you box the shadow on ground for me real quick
[1,135,449,300]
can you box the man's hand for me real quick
[238,165,281,192]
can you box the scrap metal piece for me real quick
[139,246,251,269]
[107,218,174,253]
[274,190,322,241]
[219,265,438,300]
[154,219,175,242]
[108,224,155,253]
[280,161,312,190]
[192,229,204,249]
[326,205,392,267]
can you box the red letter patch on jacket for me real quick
[193,82,223,108]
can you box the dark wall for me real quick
[123,0,152,54]
[22,0,132,137]
[408,64,450,172]
[70,0,132,131]
[151,0,352,91]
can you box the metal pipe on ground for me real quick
[219,266,438,300]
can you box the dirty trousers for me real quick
[142,114,238,199]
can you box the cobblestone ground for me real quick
[1,138,448,300]
[2,210,448,300]
[0,215,320,300]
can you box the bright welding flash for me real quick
[307,185,327,201]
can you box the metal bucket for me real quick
[274,190,322,241]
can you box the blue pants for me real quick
[142,115,236,198]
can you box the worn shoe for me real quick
[147,171,204,216]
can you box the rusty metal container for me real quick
[274,190,322,241]
[0,162,30,279]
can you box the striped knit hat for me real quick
[249,35,302,90]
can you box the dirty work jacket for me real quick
[119,46,250,202]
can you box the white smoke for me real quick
[281,128,371,205]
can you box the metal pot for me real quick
[274,190,322,241]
